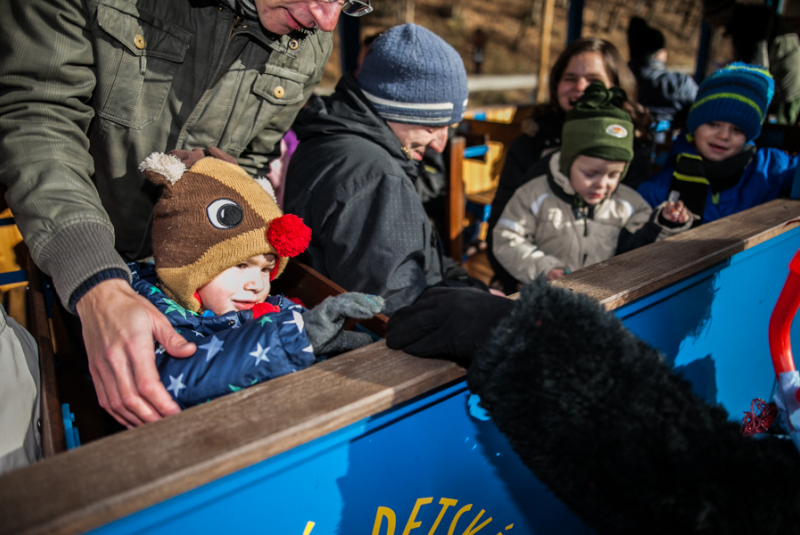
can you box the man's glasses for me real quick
[318,0,373,17]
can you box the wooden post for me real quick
[537,0,557,103]
[447,137,466,262]
[26,250,65,457]
[398,0,414,23]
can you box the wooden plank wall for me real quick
[2,199,800,535]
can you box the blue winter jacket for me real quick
[638,133,798,224]
[130,263,316,409]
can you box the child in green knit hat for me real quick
[492,81,691,286]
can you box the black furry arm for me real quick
[468,279,800,534]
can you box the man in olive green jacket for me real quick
[0,0,369,428]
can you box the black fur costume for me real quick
[443,280,800,533]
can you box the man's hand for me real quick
[75,279,196,427]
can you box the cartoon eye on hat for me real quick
[207,198,244,229]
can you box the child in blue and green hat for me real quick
[638,63,799,224]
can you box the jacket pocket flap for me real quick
[252,65,310,105]
[97,2,189,62]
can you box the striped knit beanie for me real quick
[686,63,774,142]
[140,147,311,313]
[357,23,468,126]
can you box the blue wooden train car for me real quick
[2,199,800,535]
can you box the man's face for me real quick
[254,0,342,34]
[386,122,449,161]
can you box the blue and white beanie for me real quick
[687,63,775,142]
[358,23,468,126]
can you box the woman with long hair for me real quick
[488,38,653,294]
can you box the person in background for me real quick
[493,82,690,285]
[638,63,798,225]
[472,28,487,75]
[704,0,800,125]
[284,24,488,315]
[0,0,370,428]
[627,16,698,132]
[0,303,40,474]
[488,37,653,293]
[266,130,300,208]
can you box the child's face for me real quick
[569,155,626,205]
[693,121,746,162]
[197,253,277,315]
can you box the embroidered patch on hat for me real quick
[606,124,628,138]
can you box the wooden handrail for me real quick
[2,199,800,535]
[551,199,800,310]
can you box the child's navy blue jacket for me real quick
[130,263,315,409]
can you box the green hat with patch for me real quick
[559,81,634,179]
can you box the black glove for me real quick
[386,287,514,366]
[305,293,384,355]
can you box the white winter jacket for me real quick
[493,151,690,283]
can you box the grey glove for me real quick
[304,293,385,355]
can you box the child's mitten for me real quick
[304,293,384,355]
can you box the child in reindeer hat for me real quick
[492,81,691,285]
[638,63,799,224]
[131,147,384,409]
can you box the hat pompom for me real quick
[267,214,311,257]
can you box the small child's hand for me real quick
[547,268,566,281]
[662,200,690,224]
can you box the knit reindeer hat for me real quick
[140,147,311,313]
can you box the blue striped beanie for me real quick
[357,24,468,126]
[686,63,774,142]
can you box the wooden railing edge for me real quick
[552,199,800,310]
[0,344,465,535]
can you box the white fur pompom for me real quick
[138,153,187,185]
[255,177,279,204]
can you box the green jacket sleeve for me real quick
[0,0,130,310]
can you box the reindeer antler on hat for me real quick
[140,147,311,312]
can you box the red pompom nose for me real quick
[266,214,311,257]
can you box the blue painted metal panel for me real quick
[93,383,593,535]
[91,228,800,535]
[617,228,800,414]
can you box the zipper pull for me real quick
[230,15,242,37]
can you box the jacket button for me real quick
[273,86,285,99]
[288,39,299,50]
[227,319,235,326]
[134,34,146,49]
